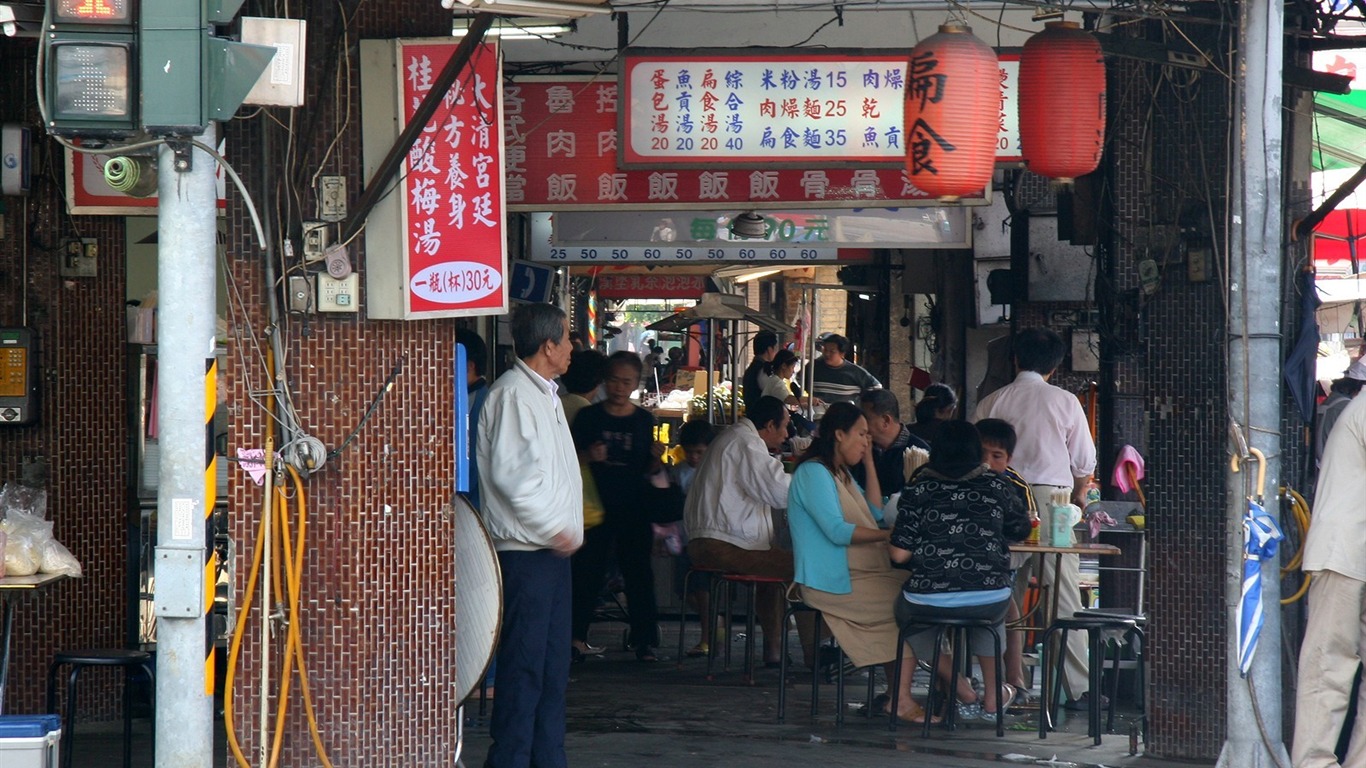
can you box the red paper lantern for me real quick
[903,23,1001,201]
[1019,21,1106,183]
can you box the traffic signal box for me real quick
[44,0,275,138]
[44,0,137,137]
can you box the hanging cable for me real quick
[1279,486,1312,605]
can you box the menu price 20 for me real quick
[621,51,1021,168]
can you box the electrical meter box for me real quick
[0,328,39,425]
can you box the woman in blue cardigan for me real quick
[788,402,933,723]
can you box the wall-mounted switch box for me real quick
[302,221,328,262]
[287,275,314,313]
[319,176,346,221]
[317,274,359,312]
[59,237,97,277]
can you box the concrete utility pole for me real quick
[1216,0,1290,765]
[153,125,220,768]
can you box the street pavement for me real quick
[459,622,1195,768]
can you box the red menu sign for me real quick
[397,41,506,316]
[504,76,959,211]
[594,273,709,299]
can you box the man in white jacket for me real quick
[684,396,794,666]
[477,302,582,768]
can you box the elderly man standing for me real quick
[477,303,582,768]
[973,327,1100,711]
[685,396,796,666]
[1294,390,1366,768]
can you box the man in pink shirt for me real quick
[974,327,1100,711]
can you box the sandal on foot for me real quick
[685,643,709,658]
[897,702,940,725]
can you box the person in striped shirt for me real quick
[811,333,881,406]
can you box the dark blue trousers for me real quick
[486,549,572,768]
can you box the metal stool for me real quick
[707,573,786,684]
[675,565,724,667]
[1038,613,1144,745]
[46,648,154,768]
[776,601,876,725]
[890,615,1006,738]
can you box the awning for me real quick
[644,293,794,335]
[1314,91,1366,171]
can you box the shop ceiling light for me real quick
[730,210,768,239]
[452,16,575,38]
[732,268,783,284]
[440,0,612,19]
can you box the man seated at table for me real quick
[684,396,805,667]
[812,334,881,406]
[851,388,929,506]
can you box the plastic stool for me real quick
[1038,614,1143,745]
[46,649,154,768]
[890,615,1006,738]
[707,573,786,684]
[776,601,876,725]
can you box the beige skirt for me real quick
[798,569,906,668]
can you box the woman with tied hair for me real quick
[760,348,805,407]
[906,382,959,445]
[786,402,936,723]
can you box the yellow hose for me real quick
[267,488,295,768]
[282,466,333,768]
[1279,486,1312,605]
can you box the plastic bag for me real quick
[0,483,81,577]
[39,538,82,578]
[1,507,52,577]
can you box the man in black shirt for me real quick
[850,388,930,503]
[741,331,779,413]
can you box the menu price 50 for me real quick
[538,245,839,263]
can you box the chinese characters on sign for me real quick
[595,274,709,299]
[505,78,955,209]
[399,42,506,315]
[619,52,1020,168]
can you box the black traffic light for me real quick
[42,0,138,137]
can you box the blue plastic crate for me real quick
[0,714,61,768]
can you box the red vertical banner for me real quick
[397,41,507,316]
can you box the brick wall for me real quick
[1105,43,1231,760]
[221,3,462,764]
[0,44,130,718]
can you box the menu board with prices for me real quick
[619,50,1021,169]
[505,77,962,210]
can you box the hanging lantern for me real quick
[1019,21,1106,183]
[903,23,1001,201]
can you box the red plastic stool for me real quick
[708,573,787,684]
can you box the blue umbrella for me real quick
[1237,500,1284,676]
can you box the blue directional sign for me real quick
[509,261,555,304]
